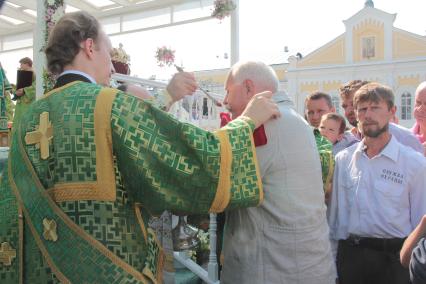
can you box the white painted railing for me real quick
[113,73,224,130]
[112,73,224,283]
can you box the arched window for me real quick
[401,92,412,120]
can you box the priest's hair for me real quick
[45,11,102,75]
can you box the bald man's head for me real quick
[414,82,426,125]
[416,82,426,97]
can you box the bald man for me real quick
[412,82,426,155]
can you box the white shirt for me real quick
[353,123,423,154]
[389,123,424,154]
[222,92,335,284]
[328,135,426,243]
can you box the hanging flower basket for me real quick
[111,43,131,75]
[45,0,65,40]
[43,0,65,93]
[155,46,175,67]
[211,0,236,20]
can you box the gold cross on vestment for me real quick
[25,112,53,160]
[0,242,17,266]
[43,218,58,242]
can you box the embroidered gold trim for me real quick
[94,87,117,199]
[42,218,58,242]
[156,245,165,284]
[0,242,16,266]
[11,119,149,283]
[18,205,23,284]
[24,112,53,160]
[142,267,157,284]
[142,228,165,284]
[46,182,114,202]
[8,159,71,284]
[135,206,165,284]
[209,129,232,213]
[45,87,118,202]
[42,81,80,99]
[134,203,148,241]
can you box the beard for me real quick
[349,118,358,127]
[347,112,358,127]
[361,122,389,138]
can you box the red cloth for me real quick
[220,112,231,127]
[219,112,267,147]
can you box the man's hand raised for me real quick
[240,91,281,129]
[166,71,197,103]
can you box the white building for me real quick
[196,1,426,128]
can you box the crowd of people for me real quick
[1,10,426,284]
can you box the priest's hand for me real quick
[167,71,197,103]
[240,91,281,129]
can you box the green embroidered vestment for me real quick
[13,81,36,126]
[0,81,263,284]
[313,129,335,193]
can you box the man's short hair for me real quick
[19,57,33,67]
[353,82,395,110]
[227,61,279,93]
[321,113,346,134]
[45,11,102,74]
[305,91,333,109]
[339,80,370,99]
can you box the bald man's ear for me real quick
[244,79,255,96]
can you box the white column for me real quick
[345,23,353,64]
[384,23,393,61]
[230,0,239,65]
[35,0,46,98]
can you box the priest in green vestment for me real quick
[0,11,280,284]
[13,57,36,126]
[0,62,13,122]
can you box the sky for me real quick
[1,0,426,83]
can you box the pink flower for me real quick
[211,0,236,20]
[155,46,175,67]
